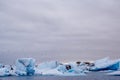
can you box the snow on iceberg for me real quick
[15,58,35,76]
[90,57,120,71]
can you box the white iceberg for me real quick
[15,58,35,76]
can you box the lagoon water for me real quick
[0,72,120,80]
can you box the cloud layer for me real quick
[0,0,120,64]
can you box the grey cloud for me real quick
[0,0,120,64]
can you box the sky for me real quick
[0,0,120,64]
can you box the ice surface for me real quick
[0,64,3,68]
[37,61,59,69]
[35,61,60,75]
[0,68,10,76]
[35,61,88,76]
[15,58,35,76]
[90,57,120,71]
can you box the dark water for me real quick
[0,72,120,80]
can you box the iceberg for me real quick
[90,57,120,71]
[0,68,10,76]
[36,61,87,76]
[35,61,60,75]
[0,64,17,76]
[38,63,85,76]
[56,63,87,76]
[15,58,35,76]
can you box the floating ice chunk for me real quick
[35,61,60,75]
[90,57,120,71]
[15,58,35,76]
[35,61,87,76]
[42,66,86,76]
[0,68,10,76]
[56,63,87,75]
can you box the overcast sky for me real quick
[0,0,120,64]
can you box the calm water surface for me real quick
[0,72,120,80]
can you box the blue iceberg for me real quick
[15,58,35,76]
[90,57,120,71]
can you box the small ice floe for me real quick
[15,58,35,76]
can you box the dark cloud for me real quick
[0,0,120,64]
